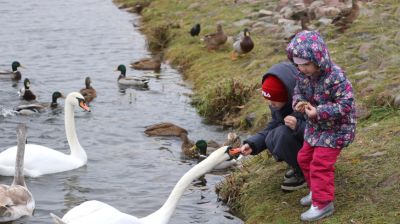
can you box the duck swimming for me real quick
[0,92,90,177]
[80,76,97,103]
[0,124,35,222]
[0,61,24,81]
[15,91,64,115]
[115,64,149,88]
[18,78,36,101]
[50,146,242,224]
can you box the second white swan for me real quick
[0,92,91,177]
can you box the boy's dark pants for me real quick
[265,125,303,174]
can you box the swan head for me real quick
[66,92,91,112]
[208,145,241,163]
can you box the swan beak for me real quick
[228,147,241,159]
[79,101,91,112]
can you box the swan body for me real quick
[0,92,90,177]
[0,124,35,222]
[50,146,241,224]
[0,61,23,80]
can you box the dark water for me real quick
[0,0,243,223]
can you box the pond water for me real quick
[0,0,243,223]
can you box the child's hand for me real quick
[240,143,252,156]
[305,104,317,119]
[295,101,309,113]
[284,115,297,130]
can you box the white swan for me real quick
[0,92,91,177]
[0,124,35,222]
[50,146,242,224]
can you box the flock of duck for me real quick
[0,59,243,223]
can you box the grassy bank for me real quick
[114,0,400,223]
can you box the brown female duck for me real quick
[331,0,360,32]
[203,24,228,51]
[80,76,97,103]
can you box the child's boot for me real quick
[300,202,334,221]
[300,191,312,206]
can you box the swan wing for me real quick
[0,144,83,177]
[58,200,140,224]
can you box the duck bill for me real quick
[79,101,91,112]
[19,65,26,69]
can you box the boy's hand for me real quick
[305,104,317,119]
[284,115,297,130]
[240,143,252,156]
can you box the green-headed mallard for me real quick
[0,61,24,81]
[15,91,64,115]
[18,78,36,101]
[115,64,149,88]
[203,24,228,51]
[80,76,97,103]
[231,28,254,60]
[331,0,360,32]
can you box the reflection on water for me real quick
[0,0,243,223]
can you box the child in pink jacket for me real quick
[286,30,356,221]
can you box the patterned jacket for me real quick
[286,31,356,149]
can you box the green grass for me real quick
[113,0,400,222]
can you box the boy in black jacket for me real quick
[240,62,306,191]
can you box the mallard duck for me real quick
[0,124,35,222]
[331,0,360,32]
[50,146,241,224]
[80,76,97,103]
[18,78,36,101]
[129,58,161,71]
[203,24,228,51]
[115,64,149,88]
[231,28,254,60]
[189,23,201,37]
[15,91,64,115]
[0,61,24,81]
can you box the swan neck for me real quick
[65,102,87,162]
[143,152,229,224]
[13,124,27,187]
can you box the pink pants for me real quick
[297,141,341,208]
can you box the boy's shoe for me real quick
[300,202,334,221]
[300,191,312,206]
[281,175,307,191]
[283,168,295,181]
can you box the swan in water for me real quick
[50,146,242,224]
[0,92,91,177]
[0,124,35,222]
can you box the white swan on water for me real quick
[50,146,242,224]
[0,124,35,222]
[0,92,90,177]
